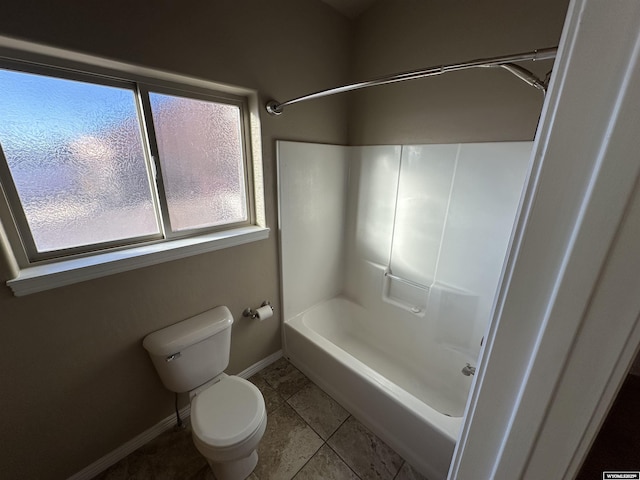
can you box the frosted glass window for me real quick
[149,93,248,231]
[0,68,159,253]
[0,60,256,266]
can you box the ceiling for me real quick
[320,0,378,18]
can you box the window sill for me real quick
[7,226,270,296]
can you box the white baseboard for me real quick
[237,349,283,379]
[67,404,191,480]
[67,350,283,480]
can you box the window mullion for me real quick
[0,141,38,262]
[136,84,174,239]
[239,99,256,225]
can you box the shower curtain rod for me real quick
[265,47,558,115]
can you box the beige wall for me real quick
[348,0,570,145]
[0,1,350,479]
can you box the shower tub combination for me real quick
[277,139,532,480]
[273,46,551,480]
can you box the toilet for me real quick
[143,306,266,480]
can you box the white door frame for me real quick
[450,0,640,478]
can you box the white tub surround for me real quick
[344,142,532,358]
[277,140,531,479]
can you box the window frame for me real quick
[138,82,256,241]
[0,60,167,262]
[0,35,267,295]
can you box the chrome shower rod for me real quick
[266,47,558,115]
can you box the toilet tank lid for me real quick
[143,306,233,356]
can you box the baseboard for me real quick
[237,349,283,379]
[67,350,282,480]
[67,404,191,480]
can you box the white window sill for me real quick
[7,226,270,296]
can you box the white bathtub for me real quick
[284,296,464,480]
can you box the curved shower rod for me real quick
[266,47,558,116]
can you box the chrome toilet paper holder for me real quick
[243,301,273,319]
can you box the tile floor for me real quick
[93,357,428,480]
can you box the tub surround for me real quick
[279,140,531,357]
[343,142,531,359]
[278,140,531,479]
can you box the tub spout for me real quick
[462,363,476,376]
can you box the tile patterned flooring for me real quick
[93,357,428,480]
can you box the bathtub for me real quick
[284,296,465,480]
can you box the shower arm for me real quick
[495,63,548,93]
[265,47,557,115]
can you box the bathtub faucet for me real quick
[461,363,476,376]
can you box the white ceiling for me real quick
[320,0,378,18]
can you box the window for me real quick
[0,68,161,256]
[146,91,248,232]
[0,64,255,262]
[0,43,266,295]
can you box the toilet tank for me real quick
[143,306,233,393]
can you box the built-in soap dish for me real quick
[382,270,428,316]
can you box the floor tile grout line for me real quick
[391,460,406,480]
[286,434,364,480]
[324,415,370,480]
[280,375,369,480]
[276,403,325,480]
[247,372,290,417]
[324,440,364,480]
[284,391,363,480]
[251,360,326,479]
[326,413,352,443]
[271,369,306,400]
[325,414,407,480]
[280,362,408,480]
[288,440,326,480]
[284,394,346,443]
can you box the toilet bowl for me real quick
[190,375,266,480]
[142,306,267,480]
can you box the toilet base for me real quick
[206,449,258,480]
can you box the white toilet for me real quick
[143,306,266,480]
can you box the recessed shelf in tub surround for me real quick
[383,270,430,315]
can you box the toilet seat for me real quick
[191,376,265,450]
